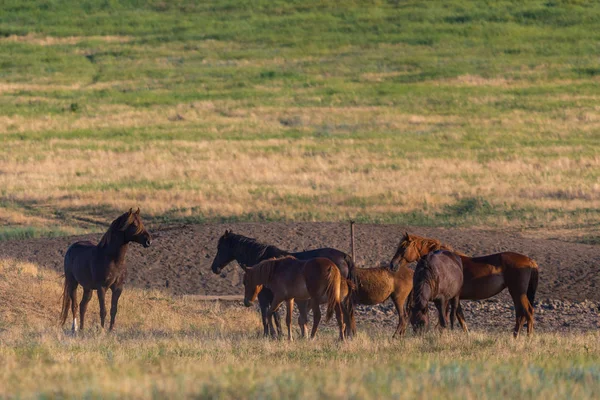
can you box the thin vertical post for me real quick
[350,220,356,263]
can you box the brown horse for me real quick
[390,233,538,337]
[210,230,357,338]
[243,256,352,341]
[411,250,468,333]
[60,209,152,332]
[354,265,413,337]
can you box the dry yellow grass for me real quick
[1,127,598,237]
[1,28,599,241]
[0,34,132,46]
[0,259,598,399]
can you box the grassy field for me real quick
[0,0,599,242]
[1,258,599,399]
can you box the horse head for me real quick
[242,267,262,307]
[210,229,235,274]
[390,232,421,270]
[123,208,152,248]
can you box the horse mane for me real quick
[412,254,440,305]
[247,256,296,286]
[223,233,289,266]
[98,211,145,247]
[406,234,468,257]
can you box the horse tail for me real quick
[59,273,71,326]
[325,263,342,323]
[342,254,357,334]
[527,261,539,308]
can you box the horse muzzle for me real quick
[243,298,252,307]
[143,239,152,248]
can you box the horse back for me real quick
[64,241,96,264]
[355,267,395,305]
[424,250,464,299]
[292,248,352,279]
[469,252,537,270]
[303,257,341,299]
[64,241,98,287]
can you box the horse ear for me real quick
[224,229,231,237]
[135,208,140,215]
[128,208,133,214]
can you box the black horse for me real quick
[210,230,356,337]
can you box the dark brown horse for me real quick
[411,250,468,333]
[243,256,351,341]
[60,209,151,332]
[210,230,356,337]
[354,265,413,337]
[390,233,538,337]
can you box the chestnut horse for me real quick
[354,265,413,337]
[411,250,468,333]
[60,209,152,332]
[390,233,538,337]
[243,256,352,341]
[210,230,356,337]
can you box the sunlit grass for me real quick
[0,259,598,399]
[0,0,599,240]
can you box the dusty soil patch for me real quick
[0,222,597,299]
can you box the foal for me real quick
[243,256,351,341]
[411,250,468,333]
[60,209,151,332]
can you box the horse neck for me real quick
[415,239,446,258]
[412,275,430,308]
[252,262,277,286]
[98,231,129,264]
[233,239,287,267]
[415,258,438,299]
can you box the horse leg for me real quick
[391,293,407,338]
[109,286,123,331]
[341,300,353,340]
[260,289,283,338]
[272,308,283,338]
[69,281,79,333]
[97,287,107,329]
[526,299,534,336]
[296,300,309,338]
[509,291,526,338]
[444,301,454,330]
[335,301,345,342]
[79,289,93,331]
[342,299,354,339]
[453,298,469,333]
[310,299,322,339]
[257,290,272,337]
[434,299,447,330]
[286,299,294,342]
[267,299,285,340]
[507,274,532,338]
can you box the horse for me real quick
[243,256,352,341]
[390,232,539,337]
[60,208,152,332]
[411,250,468,333]
[209,230,356,337]
[354,265,413,337]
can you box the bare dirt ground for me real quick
[0,222,598,333]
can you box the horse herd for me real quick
[60,209,539,340]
